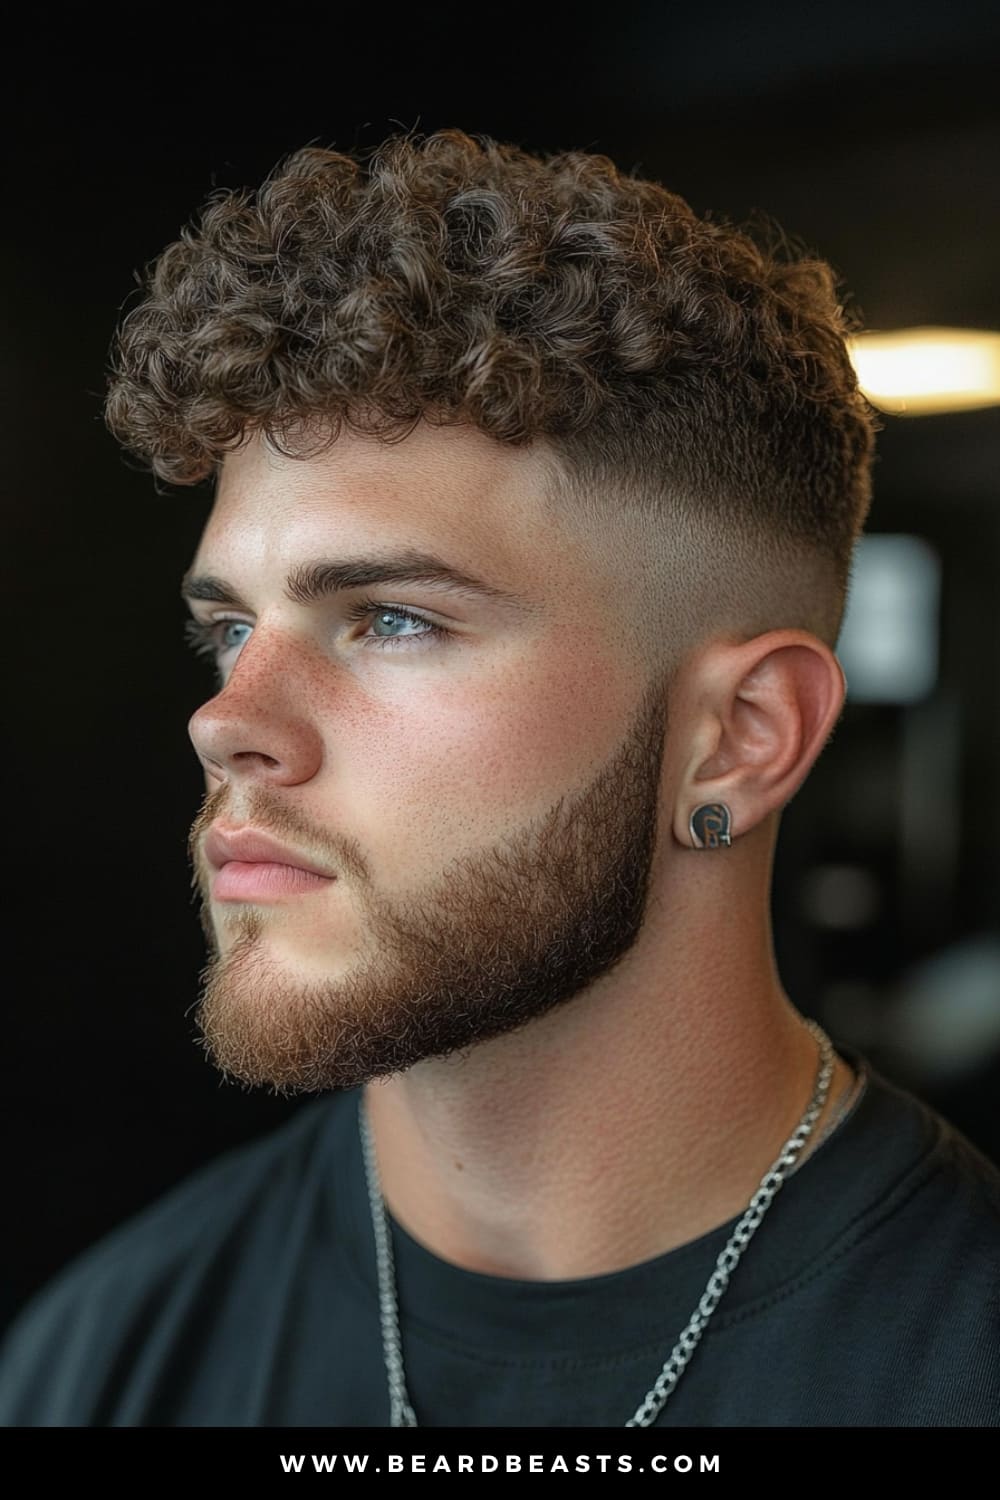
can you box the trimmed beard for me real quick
[189,673,669,1095]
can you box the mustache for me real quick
[186,784,368,890]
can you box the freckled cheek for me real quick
[334,649,628,882]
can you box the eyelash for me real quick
[182,596,449,668]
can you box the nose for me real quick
[187,660,324,790]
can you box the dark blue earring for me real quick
[689,803,733,849]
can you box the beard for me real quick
[187,672,669,1096]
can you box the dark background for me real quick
[5,1,999,1332]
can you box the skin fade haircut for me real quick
[98,130,880,1096]
[104,128,878,682]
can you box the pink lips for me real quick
[211,861,335,901]
[204,824,337,901]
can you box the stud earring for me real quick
[689,802,733,849]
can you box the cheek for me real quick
[332,636,635,884]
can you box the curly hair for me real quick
[104,128,878,646]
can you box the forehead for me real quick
[197,422,576,587]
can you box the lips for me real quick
[204,825,335,879]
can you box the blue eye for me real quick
[182,599,449,672]
[182,618,249,664]
[349,602,446,649]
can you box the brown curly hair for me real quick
[104,128,878,650]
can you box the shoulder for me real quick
[862,1060,1000,1213]
[0,1091,354,1425]
[826,1058,1000,1282]
[51,1092,343,1272]
[795,1059,1000,1424]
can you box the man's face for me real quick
[184,422,674,1094]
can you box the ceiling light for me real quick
[846,326,1000,415]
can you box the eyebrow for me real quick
[179,550,535,614]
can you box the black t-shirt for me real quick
[2,1050,998,1427]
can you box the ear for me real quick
[671,629,848,849]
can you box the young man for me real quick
[2,129,997,1428]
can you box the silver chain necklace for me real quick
[359,1018,835,1427]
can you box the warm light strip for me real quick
[846,327,1000,414]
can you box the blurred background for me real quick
[4,0,999,1332]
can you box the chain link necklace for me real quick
[359,1018,835,1427]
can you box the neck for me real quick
[361,850,855,1283]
